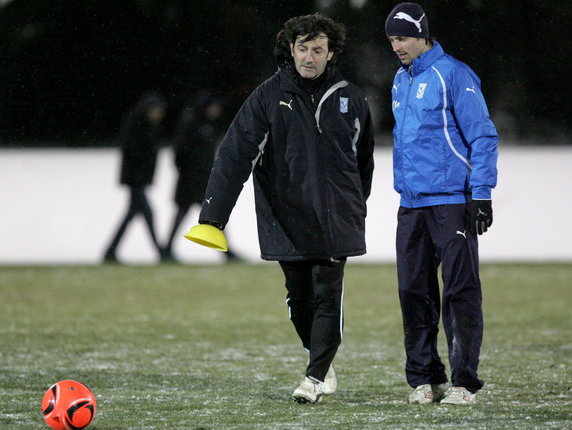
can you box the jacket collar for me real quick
[401,41,445,77]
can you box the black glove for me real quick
[199,219,225,231]
[467,200,493,236]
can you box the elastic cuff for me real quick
[471,186,492,200]
[198,219,224,230]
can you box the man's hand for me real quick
[467,200,493,235]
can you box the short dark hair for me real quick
[276,13,346,62]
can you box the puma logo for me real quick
[205,197,212,204]
[466,86,476,94]
[477,208,487,216]
[279,99,293,110]
[456,230,467,239]
[392,84,399,93]
[393,12,425,33]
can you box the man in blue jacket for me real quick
[386,3,498,405]
[189,14,375,403]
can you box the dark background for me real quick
[0,0,569,146]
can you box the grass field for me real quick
[1,263,571,429]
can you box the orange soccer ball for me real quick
[41,380,97,430]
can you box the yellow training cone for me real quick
[184,224,228,252]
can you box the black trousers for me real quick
[279,258,346,382]
[396,204,484,393]
[105,186,162,256]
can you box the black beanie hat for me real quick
[385,3,429,38]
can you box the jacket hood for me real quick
[273,43,292,70]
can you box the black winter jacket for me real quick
[173,110,222,207]
[199,56,375,261]
[119,111,161,187]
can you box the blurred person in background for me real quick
[103,92,167,263]
[385,2,498,405]
[162,90,241,263]
[187,13,375,403]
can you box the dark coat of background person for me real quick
[173,92,223,210]
[103,92,167,263]
[120,98,163,187]
[164,91,241,262]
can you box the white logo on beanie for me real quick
[393,12,425,33]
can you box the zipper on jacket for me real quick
[312,80,347,251]
[310,94,323,133]
[397,72,414,174]
[399,81,412,132]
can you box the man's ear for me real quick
[327,51,334,61]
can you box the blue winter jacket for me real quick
[391,42,498,208]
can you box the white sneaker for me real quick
[440,387,476,405]
[292,377,323,404]
[409,383,448,404]
[323,365,337,395]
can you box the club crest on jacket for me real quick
[340,97,348,113]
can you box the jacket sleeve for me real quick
[198,84,269,228]
[354,92,375,200]
[450,66,499,200]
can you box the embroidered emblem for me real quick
[416,83,427,99]
[279,99,293,110]
[393,12,425,33]
[340,97,348,113]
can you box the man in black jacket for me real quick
[190,14,375,403]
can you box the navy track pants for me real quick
[279,258,346,382]
[396,204,484,393]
